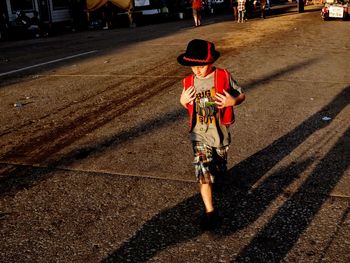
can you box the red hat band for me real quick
[183,42,214,63]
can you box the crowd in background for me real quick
[1,0,295,41]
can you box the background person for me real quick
[260,0,267,18]
[231,0,238,21]
[237,0,246,22]
[191,0,203,27]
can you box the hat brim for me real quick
[177,51,220,66]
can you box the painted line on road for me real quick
[2,161,350,199]
[0,161,197,184]
[35,75,350,86]
[37,74,184,78]
[0,50,98,77]
[59,166,198,183]
[34,74,350,84]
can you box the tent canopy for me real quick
[87,0,131,11]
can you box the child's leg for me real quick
[212,146,228,189]
[199,183,214,213]
[199,182,221,230]
[192,142,225,229]
[192,142,215,212]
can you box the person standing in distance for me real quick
[231,0,238,21]
[237,0,246,23]
[191,0,203,27]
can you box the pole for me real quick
[297,0,304,13]
[128,0,135,27]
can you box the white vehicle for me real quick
[321,0,350,20]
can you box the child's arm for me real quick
[215,90,245,109]
[180,86,196,108]
[215,73,245,109]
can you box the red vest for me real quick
[183,68,235,131]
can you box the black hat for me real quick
[177,39,220,66]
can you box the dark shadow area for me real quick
[102,86,349,262]
[234,126,350,262]
[102,194,204,263]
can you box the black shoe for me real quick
[200,210,221,231]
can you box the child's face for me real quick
[191,64,213,79]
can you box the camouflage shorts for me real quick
[192,141,228,184]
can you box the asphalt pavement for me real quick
[0,3,349,263]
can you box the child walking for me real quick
[237,0,246,23]
[177,39,245,230]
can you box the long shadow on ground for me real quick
[102,86,349,262]
[234,125,350,262]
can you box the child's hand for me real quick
[215,90,235,109]
[180,86,196,107]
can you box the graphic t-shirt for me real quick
[190,71,242,148]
